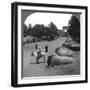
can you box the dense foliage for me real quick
[23,22,62,41]
[67,16,80,42]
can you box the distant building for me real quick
[62,26,70,37]
[63,26,69,33]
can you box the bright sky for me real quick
[25,12,72,29]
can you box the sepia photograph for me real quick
[11,2,88,87]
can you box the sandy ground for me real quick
[22,37,80,77]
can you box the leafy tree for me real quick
[68,16,80,42]
[48,22,58,39]
[23,24,28,37]
[32,24,43,38]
